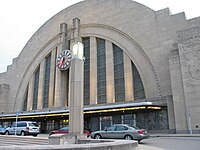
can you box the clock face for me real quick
[56,50,72,70]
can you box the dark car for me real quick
[90,124,149,143]
[49,126,91,137]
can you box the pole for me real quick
[188,111,192,135]
[69,42,84,136]
[15,112,18,136]
[69,56,84,135]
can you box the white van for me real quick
[5,121,40,137]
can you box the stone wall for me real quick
[0,84,10,113]
[176,26,200,133]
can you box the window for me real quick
[29,122,39,127]
[115,125,127,131]
[43,54,51,108]
[60,127,68,131]
[32,67,40,110]
[113,44,125,102]
[97,38,107,104]
[23,89,28,111]
[106,125,115,131]
[17,123,26,127]
[131,62,146,100]
[83,37,90,105]
[123,114,136,127]
[112,115,121,124]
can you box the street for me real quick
[0,135,48,146]
[0,135,200,150]
[138,136,200,150]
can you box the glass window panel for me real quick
[97,38,106,104]
[90,117,100,131]
[23,89,28,111]
[115,125,126,131]
[43,54,51,108]
[107,125,116,131]
[131,62,146,100]
[32,67,40,110]
[112,115,121,124]
[83,37,90,105]
[113,44,125,102]
[102,116,111,130]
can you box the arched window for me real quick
[32,67,40,110]
[43,54,51,108]
[113,44,125,102]
[131,62,146,100]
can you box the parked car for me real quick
[0,125,6,135]
[49,126,92,137]
[90,124,149,143]
[5,121,40,137]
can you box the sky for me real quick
[0,0,199,73]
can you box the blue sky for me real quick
[0,0,199,73]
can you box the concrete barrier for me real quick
[0,138,138,150]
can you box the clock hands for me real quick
[57,50,72,70]
[59,56,65,68]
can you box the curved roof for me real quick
[12,0,166,110]
[19,0,156,58]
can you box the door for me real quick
[113,125,128,139]
[9,123,16,135]
[102,125,116,139]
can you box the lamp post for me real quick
[69,42,84,138]
[71,42,84,59]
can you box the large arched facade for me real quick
[15,23,161,109]
[0,0,200,134]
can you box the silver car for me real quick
[0,125,6,135]
[91,124,149,143]
[5,121,40,137]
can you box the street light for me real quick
[72,42,84,59]
[69,41,85,139]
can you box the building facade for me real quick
[0,0,200,134]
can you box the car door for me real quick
[101,125,116,139]
[59,127,69,134]
[9,123,16,135]
[17,122,27,135]
[113,125,127,139]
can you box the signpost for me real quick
[15,112,19,136]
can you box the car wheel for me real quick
[5,131,9,135]
[94,134,102,139]
[124,135,133,140]
[21,131,25,136]
[138,139,141,143]
[33,134,37,137]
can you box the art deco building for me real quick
[0,0,200,134]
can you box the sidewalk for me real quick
[37,133,49,139]
[150,133,200,137]
[139,145,165,150]
[37,133,200,139]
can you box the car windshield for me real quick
[29,123,39,127]
[60,127,69,131]
[128,124,139,129]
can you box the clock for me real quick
[56,50,72,70]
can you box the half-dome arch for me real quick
[81,23,162,98]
